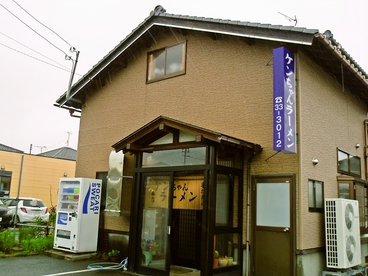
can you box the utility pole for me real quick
[65,47,80,102]
[14,154,24,226]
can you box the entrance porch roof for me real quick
[112,116,262,154]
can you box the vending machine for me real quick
[54,178,102,253]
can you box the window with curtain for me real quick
[147,42,186,82]
[337,148,361,177]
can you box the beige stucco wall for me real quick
[76,30,298,173]
[76,30,300,232]
[0,150,76,208]
[297,51,367,250]
[74,27,368,253]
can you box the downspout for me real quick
[245,149,257,276]
[364,120,368,180]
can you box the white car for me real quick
[4,197,49,223]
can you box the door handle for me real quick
[284,227,289,232]
[167,226,171,235]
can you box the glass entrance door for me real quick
[139,174,172,275]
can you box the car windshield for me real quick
[4,199,17,207]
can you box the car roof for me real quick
[6,197,44,201]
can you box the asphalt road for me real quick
[0,255,133,276]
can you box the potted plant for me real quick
[108,249,120,262]
[228,256,234,265]
[219,256,229,267]
[214,250,219,267]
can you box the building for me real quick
[0,144,76,208]
[55,6,368,275]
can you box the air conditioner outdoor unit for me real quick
[325,198,361,269]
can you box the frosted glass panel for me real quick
[215,174,229,226]
[179,130,196,142]
[142,147,205,167]
[256,182,290,227]
[149,133,173,145]
[315,181,323,208]
[308,180,314,207]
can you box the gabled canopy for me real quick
[112,116,262,154]
[55,5,368,111]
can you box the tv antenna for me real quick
[278,12,298,26]
[29,144,47,154]
[66,131,72,147]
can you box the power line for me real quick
[12,0,73,48]
[0,42,82,75]
[2,1,82,85]
[0,3,69,57]
[0,31,69,70]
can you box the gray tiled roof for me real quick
[55,5,368,108]
[149,5,318,34]
[0,143,24,153]
[56,5,320,109]
[37,147,77,161]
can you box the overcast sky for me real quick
[1,0,367,154]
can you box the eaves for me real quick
[55,5,368,110]
[54,6,318,111]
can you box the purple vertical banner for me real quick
[273,47,296,153]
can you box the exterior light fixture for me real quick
[312,158,318,165]
[1,165,5,170]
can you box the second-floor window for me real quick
[147,42,186,82]
[337,148,361,177]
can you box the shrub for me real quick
[21,235,53,253]
[0,225,55,255]
[0,229,17,253]
[19,226,42,241]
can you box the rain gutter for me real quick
[154,22,315,46]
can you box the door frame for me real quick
[136,172,174,276]
[252,174,296,275]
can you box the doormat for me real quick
[170,266,192,274]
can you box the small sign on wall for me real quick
[273,47,296,153]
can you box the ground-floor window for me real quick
[0,171,12,198]
[308,179,323,212]
[338,178,368,232]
